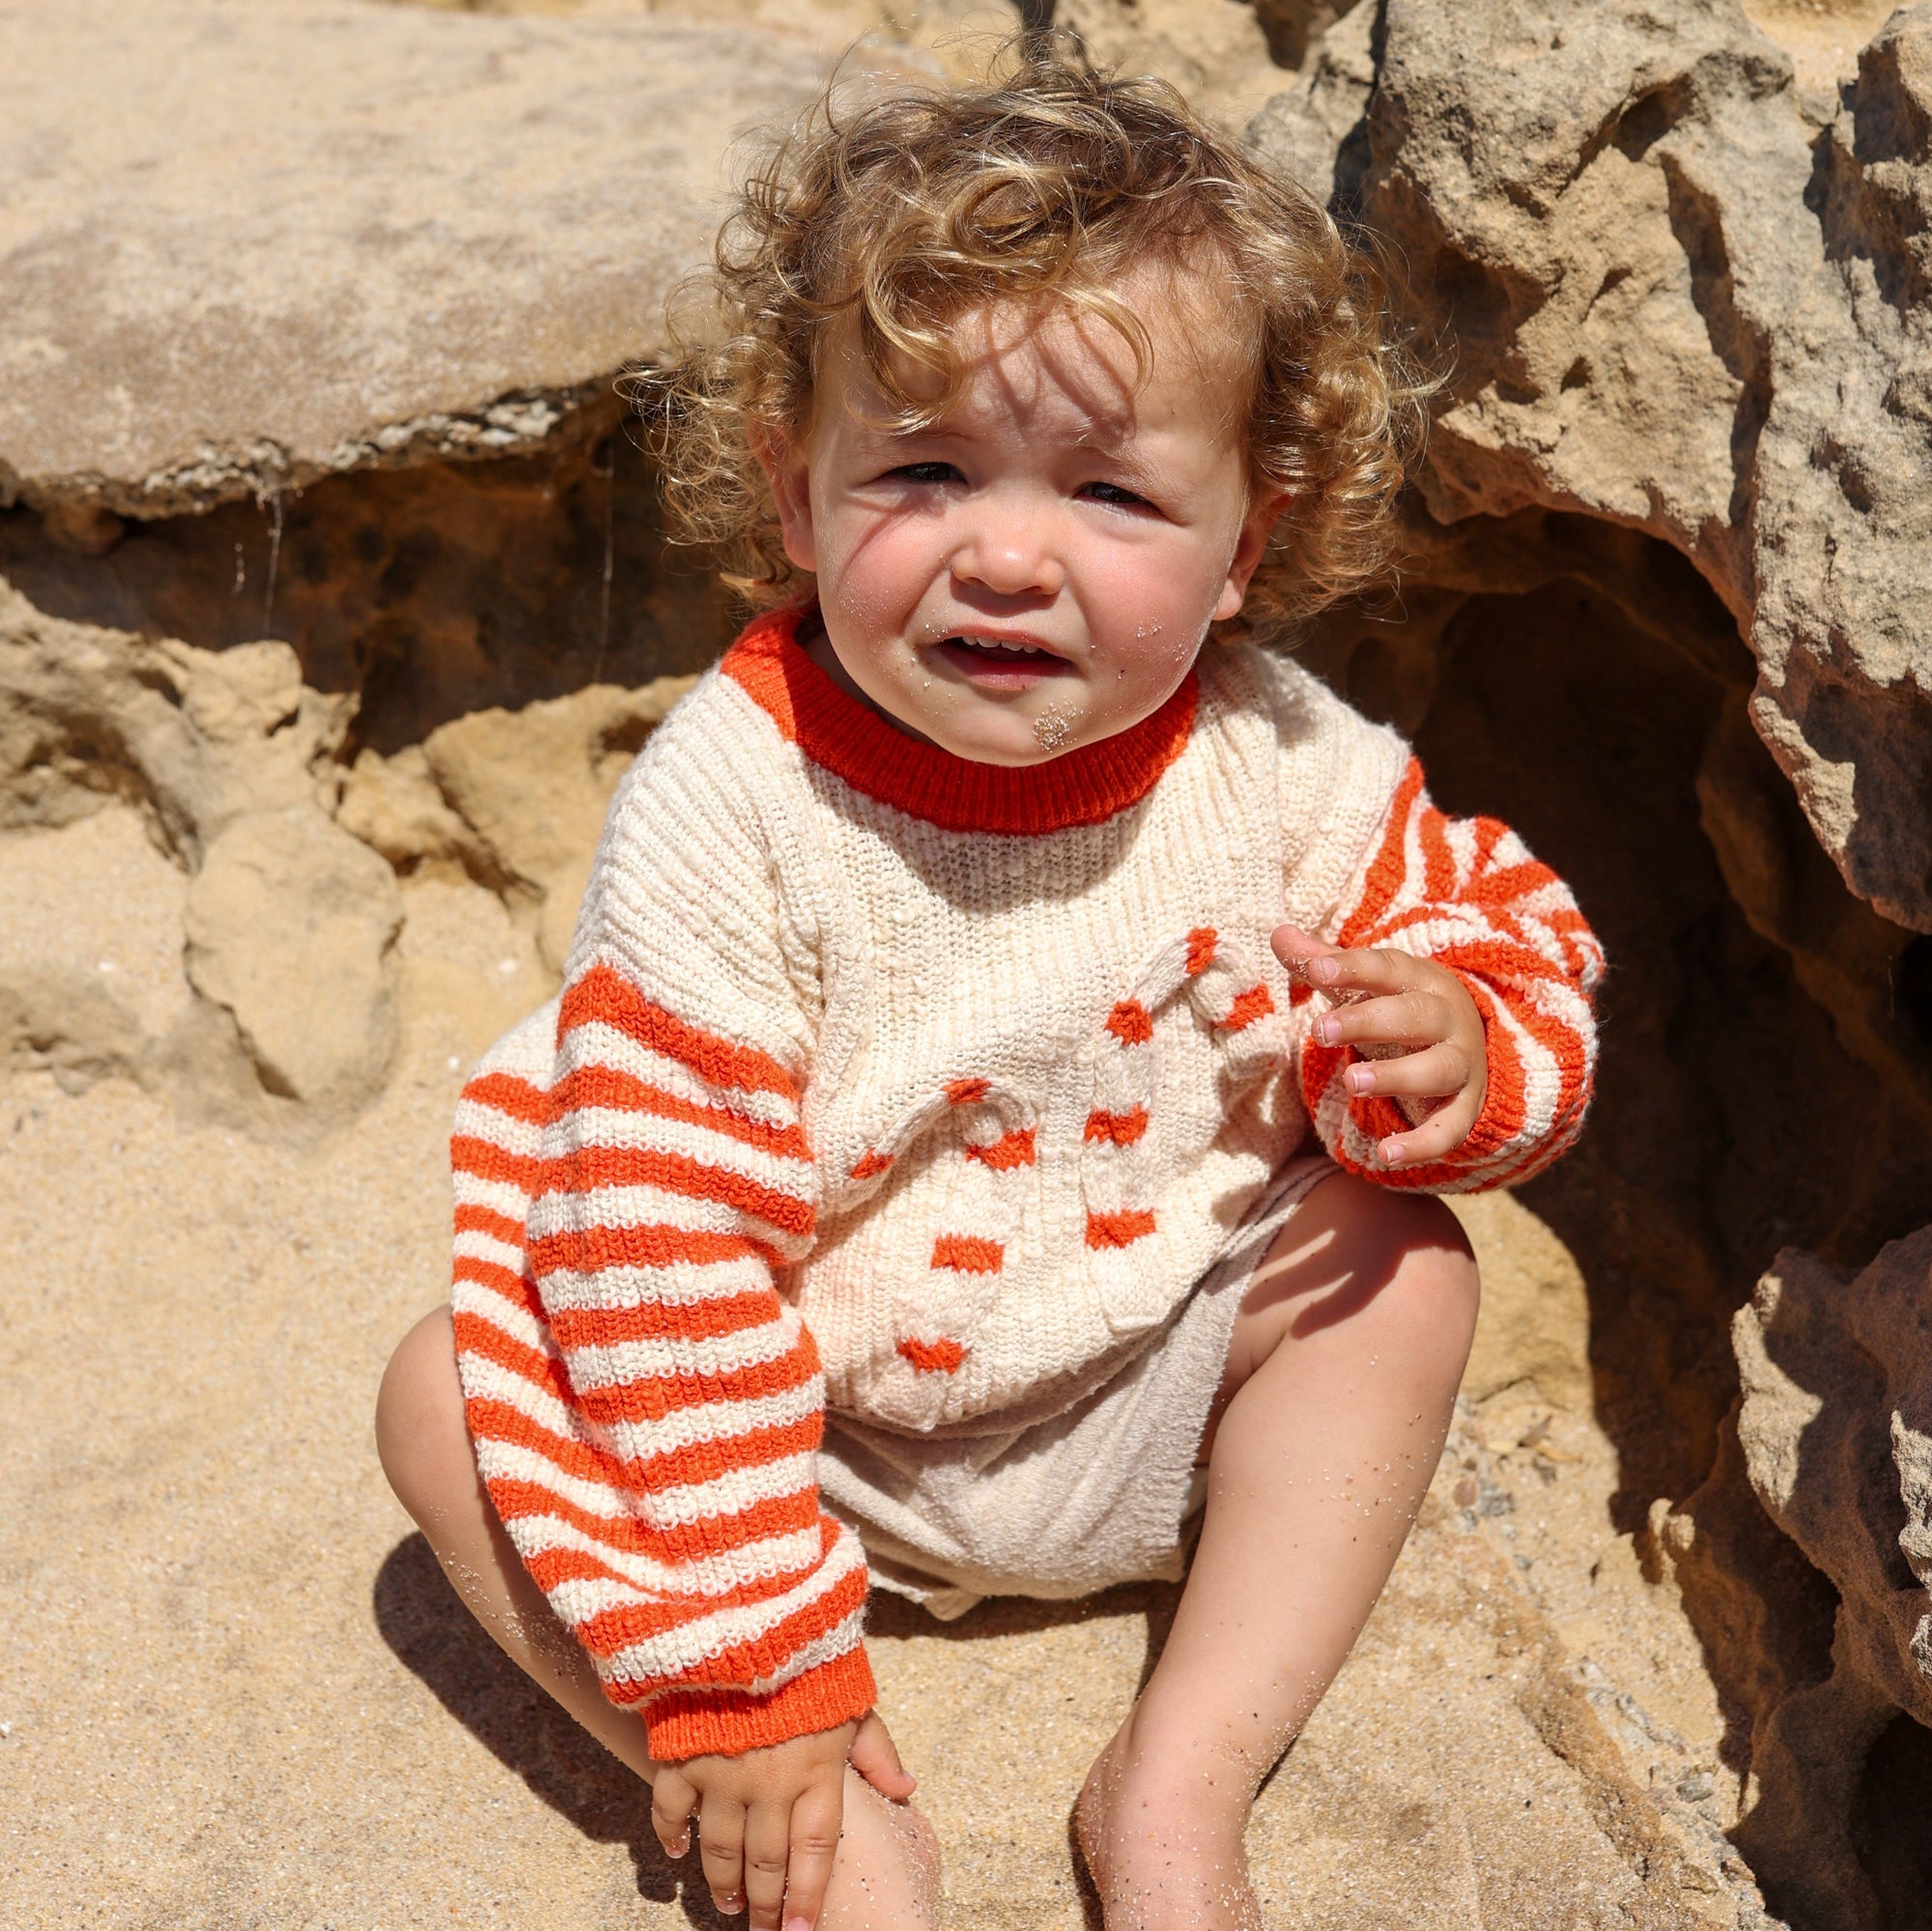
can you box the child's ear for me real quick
[1213,487,1291,622]
[753,426,818,574]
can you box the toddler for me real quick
[377,51,1602,1931]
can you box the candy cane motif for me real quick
[846,1075,1039,1405]
[1084,925,1284,1333]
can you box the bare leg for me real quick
[1075,1172,1480,1929]
[375,1310,940,1929]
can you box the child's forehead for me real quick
[814,272,1254,431]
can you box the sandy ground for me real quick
[1,804,1758,1929]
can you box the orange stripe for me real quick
[1217,983,1275,1032]
[454,1203,527,1245]
[453,1309,575,1406]
[1418,799,1458,902]
[897,1337,967,1374]
[527,1221,779,1278]
[964,1127,1037,1170]
[1106,998,1153,1044]
[848,1150,894,1180]
[466,1394,823,1498]
[524,1542,829,1642]
[452,1133,541,1193]
[946,1077,990,1105]
[617,1413,827,1495]
[1185,926,1218,976]
[487,1473,819,1566]
[536,1146,814,1238]
[641,1532,869,1688]
[1339,757,1425,945]
[453,1254,543,1315]
[1085,1208,1156,1249]
[548,1290,780,1351]
[570,1331,821,1428]
[461,1070,551,1124]
[639,1645,879,1762]
[560,963,799,1100]
[930,1234,1004,1274]
[576,1520,857,1652]
[553,1064,811,1160]
[1084,1105,1149,1146]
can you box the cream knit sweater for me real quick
[449,608,1603,1758]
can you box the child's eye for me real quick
[1080,481,1154,509]
[890,461,962,485]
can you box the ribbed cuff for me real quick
[642,1645,879,1762]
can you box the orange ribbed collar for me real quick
[720,606,1198,837]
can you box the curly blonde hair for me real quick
[643,45,1427,634]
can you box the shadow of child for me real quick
[372,1531,738,1928]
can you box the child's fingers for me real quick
[651,1768,697,1860]
[1344,1040,1470,1101]
[698,1793,750,1917]
[1377,1090,1482,1170]
[742,1799,794,1930]
[1310,988,1453,1052]
[1274,931,1418,998]
[780,1779,846,1931]
[848,1711,917,1801]
[1270,923,1338,969]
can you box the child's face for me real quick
[764,283,1283,766]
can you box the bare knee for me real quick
[375,1307,474,1527]
[1260,1170,1479,1347]
[1377,1186,1481,1349]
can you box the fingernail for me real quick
[785,1919,810,1931]
[1317,1016,1339,1045]
[1348,1065,1376,1095]
[1379,1137,1404,1166]
[1312,955,1340,983]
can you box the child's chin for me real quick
[930,717,1078,767]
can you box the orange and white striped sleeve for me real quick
[448,717,874,1763]
[1298,755,1605,1194]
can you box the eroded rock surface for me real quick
[185,807,405,1108]
[0,0,825,515]
[1719,1232,1932,1930]
[1252,0,1932,929]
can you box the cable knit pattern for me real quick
[449,607,1603,1757]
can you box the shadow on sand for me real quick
[373,1530,738,1925]
[374,1532,1191,1926]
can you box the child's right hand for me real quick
[650,1711,916,1929]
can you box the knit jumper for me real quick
[449,607,1604,1760]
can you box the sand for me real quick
[0,802,1761,1928]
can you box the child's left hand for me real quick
[1272,924,1489,1171]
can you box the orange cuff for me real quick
[642,1645,879,1762]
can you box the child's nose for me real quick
[948,504,1065,598]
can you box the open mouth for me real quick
[932,634,1069,686]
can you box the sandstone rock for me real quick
[1452,1187,1595,1413]
[0,968,146,1095]
[418,676,695,964]
[1251,0,1932,930]
[0,0,826,517]
[1737,1234,1932,1722]
[1708,1230,1932,1929]
[0,578,351,864]
[336,746,494,885]
[184,807,405,1109]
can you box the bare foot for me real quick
[1073,1722,1263,1931]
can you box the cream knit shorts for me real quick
[817,1152,1337,1619]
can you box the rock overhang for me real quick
[0,0,832,518]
